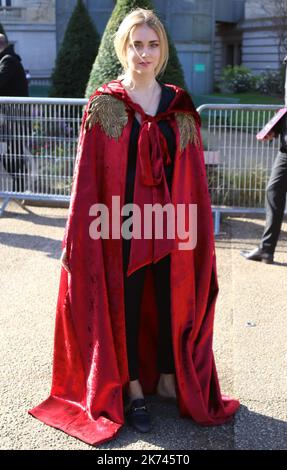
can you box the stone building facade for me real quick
[1,1,285,93]
[214,0,286,82]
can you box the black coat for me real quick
[0,44,29,97]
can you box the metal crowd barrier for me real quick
[197,104,283,234]
[0,97,87,215]
[0,99,284,234]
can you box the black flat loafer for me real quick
[126,398,151,433]
[240,247,274,264]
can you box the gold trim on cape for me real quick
[85,94,128,140]
[175,112,200,151]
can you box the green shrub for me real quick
[220,65,257,93]
[256,67,285,96]
[49,0,100,98]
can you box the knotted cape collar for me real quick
[87,79,201,187]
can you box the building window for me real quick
[225,43,242,67]
[226,44,235,66]
[0,1,12,6]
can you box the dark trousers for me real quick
[261,151,287,254]
[1,140,26,192]
[123,237,175,381]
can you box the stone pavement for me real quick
[0,200,286,450]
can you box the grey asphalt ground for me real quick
[0,200,286,450]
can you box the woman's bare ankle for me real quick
[157,373,177,398]
[128,379,144,401]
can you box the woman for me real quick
[29,8,240,446]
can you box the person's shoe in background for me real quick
[240,247,274,264]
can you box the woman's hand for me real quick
[263,131,275,141]
[60,248,71,274]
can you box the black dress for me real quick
[122,81,176,381]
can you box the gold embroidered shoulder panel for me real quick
[175,112,200,152]
[85,94,129,140]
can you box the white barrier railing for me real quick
[0,99,284,234]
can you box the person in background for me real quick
[241,85,287,264]
[0,34,29,192]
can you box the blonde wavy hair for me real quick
[114,8,169,83]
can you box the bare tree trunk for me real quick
[260,0,287,65]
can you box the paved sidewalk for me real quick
[0,200,286,450]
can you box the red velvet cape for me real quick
[28,80,240,446]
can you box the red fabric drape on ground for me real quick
[28,80,240,446]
